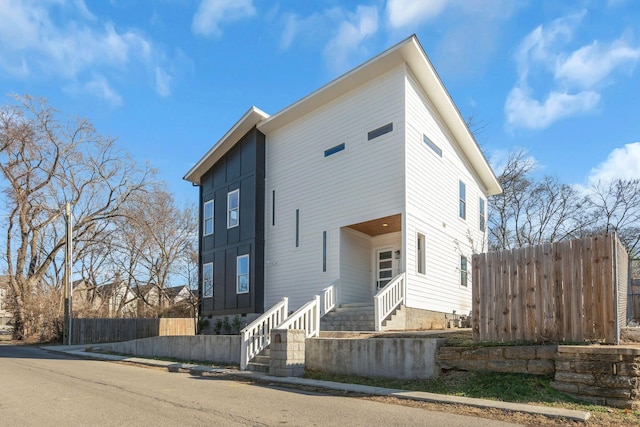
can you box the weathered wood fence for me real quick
[71,318,195,345]
[472,234,628,344]
[630,259,640,322]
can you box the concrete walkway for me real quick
[42,344,590,423]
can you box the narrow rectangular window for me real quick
[295,209,299,248]
[423,134,442,157]
[322,231,327,272]
[203,200,214,236]
[479,198,486,232]
[324,143,345,157]
[236,255,249,294]
[459,181,466,220]
[227,189,239,228]
[272,190,275,226]
[417,233,426,275]
[203,262,213,298]
[367,122,393,140]
[460,256,468,287]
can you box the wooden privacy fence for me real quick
[71,318,195,345]
[472,234,628,344]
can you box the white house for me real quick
[184,35,501,330]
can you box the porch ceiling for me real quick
[346,214,401,237]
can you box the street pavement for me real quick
[1,343,591,425]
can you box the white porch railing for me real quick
[321,280,338,316]
[240,297,288,370]
[373,272,406,331]
[277,295,321,337]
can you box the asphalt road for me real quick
[0,344,520,426]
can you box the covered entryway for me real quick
[339,214,402,304]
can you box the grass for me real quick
[304,370,569,404]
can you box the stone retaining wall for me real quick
[552,345,640,409]
[436,345,557,375]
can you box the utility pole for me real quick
[63,203,73,346]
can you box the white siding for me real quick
[339,228,372,304]
[403,70,488,315]
[265,66,406,310]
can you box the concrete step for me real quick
[339,302,373,308]
[251,355,270,365]
[246,361,269,373]
[321,303,375,332]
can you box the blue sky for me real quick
[2,0,640,206]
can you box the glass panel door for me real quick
[376,248,394,290]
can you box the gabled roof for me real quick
[183,106,269,184]
[184,35,501,194]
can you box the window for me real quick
[203,200,213,236]
[272,190,275,226]
[460,256,468,287]
[227,189,239,228]
[459,181,466,220]
[479,198,486,232]
[295,209,300,248]
[203,262,213,298]
[423,134,442,157]
[417,233,426,275]
[367,122,393,140]
[322,231,327,272]
[236,255,249,294]
[324,143,345,157]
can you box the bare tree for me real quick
[108,187,197,317]
[488,150,588,251]
[588,179,640,256]
[0,95,153,339]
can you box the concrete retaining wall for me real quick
[306,337,445,379]
[97,335,241,364]
[436,345,557,375]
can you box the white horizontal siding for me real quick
[339,228,372,304]
[403,70,488,315]
[265,65,406,310]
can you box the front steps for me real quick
[245,302,404,370]
[246,347,270,373]
[320,303,376,331]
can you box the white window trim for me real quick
[236,254,249,294]
[460,256,468,288]
[417,232,426,275]
[459,180,466,220]
[203,262,213,298]
[203,200,214,236]
[227,189,239,229]
[479,197,486,232]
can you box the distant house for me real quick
[184,35,501,329]
[0,275,12,327]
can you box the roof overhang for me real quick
[258,35,502,195]
[183,106,270,185]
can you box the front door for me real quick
[375,248,394,291]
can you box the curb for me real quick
[42,346,591,423]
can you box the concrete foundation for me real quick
[97,335,241,365]
[381,306,448,331]
[306,337,445,379]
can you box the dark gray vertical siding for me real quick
[198,127,266,316]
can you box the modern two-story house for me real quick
[184,35,501,330]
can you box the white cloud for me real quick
[323,6,378,72]
[84,75,123,107]
[0,1,173,104]
[505,11,640,130]
[386,0,451,29]
[505,87,600,130]
[192,0,256,38]
[555,38,640,88]
[588,142,640,184]
[155,67,172,97]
